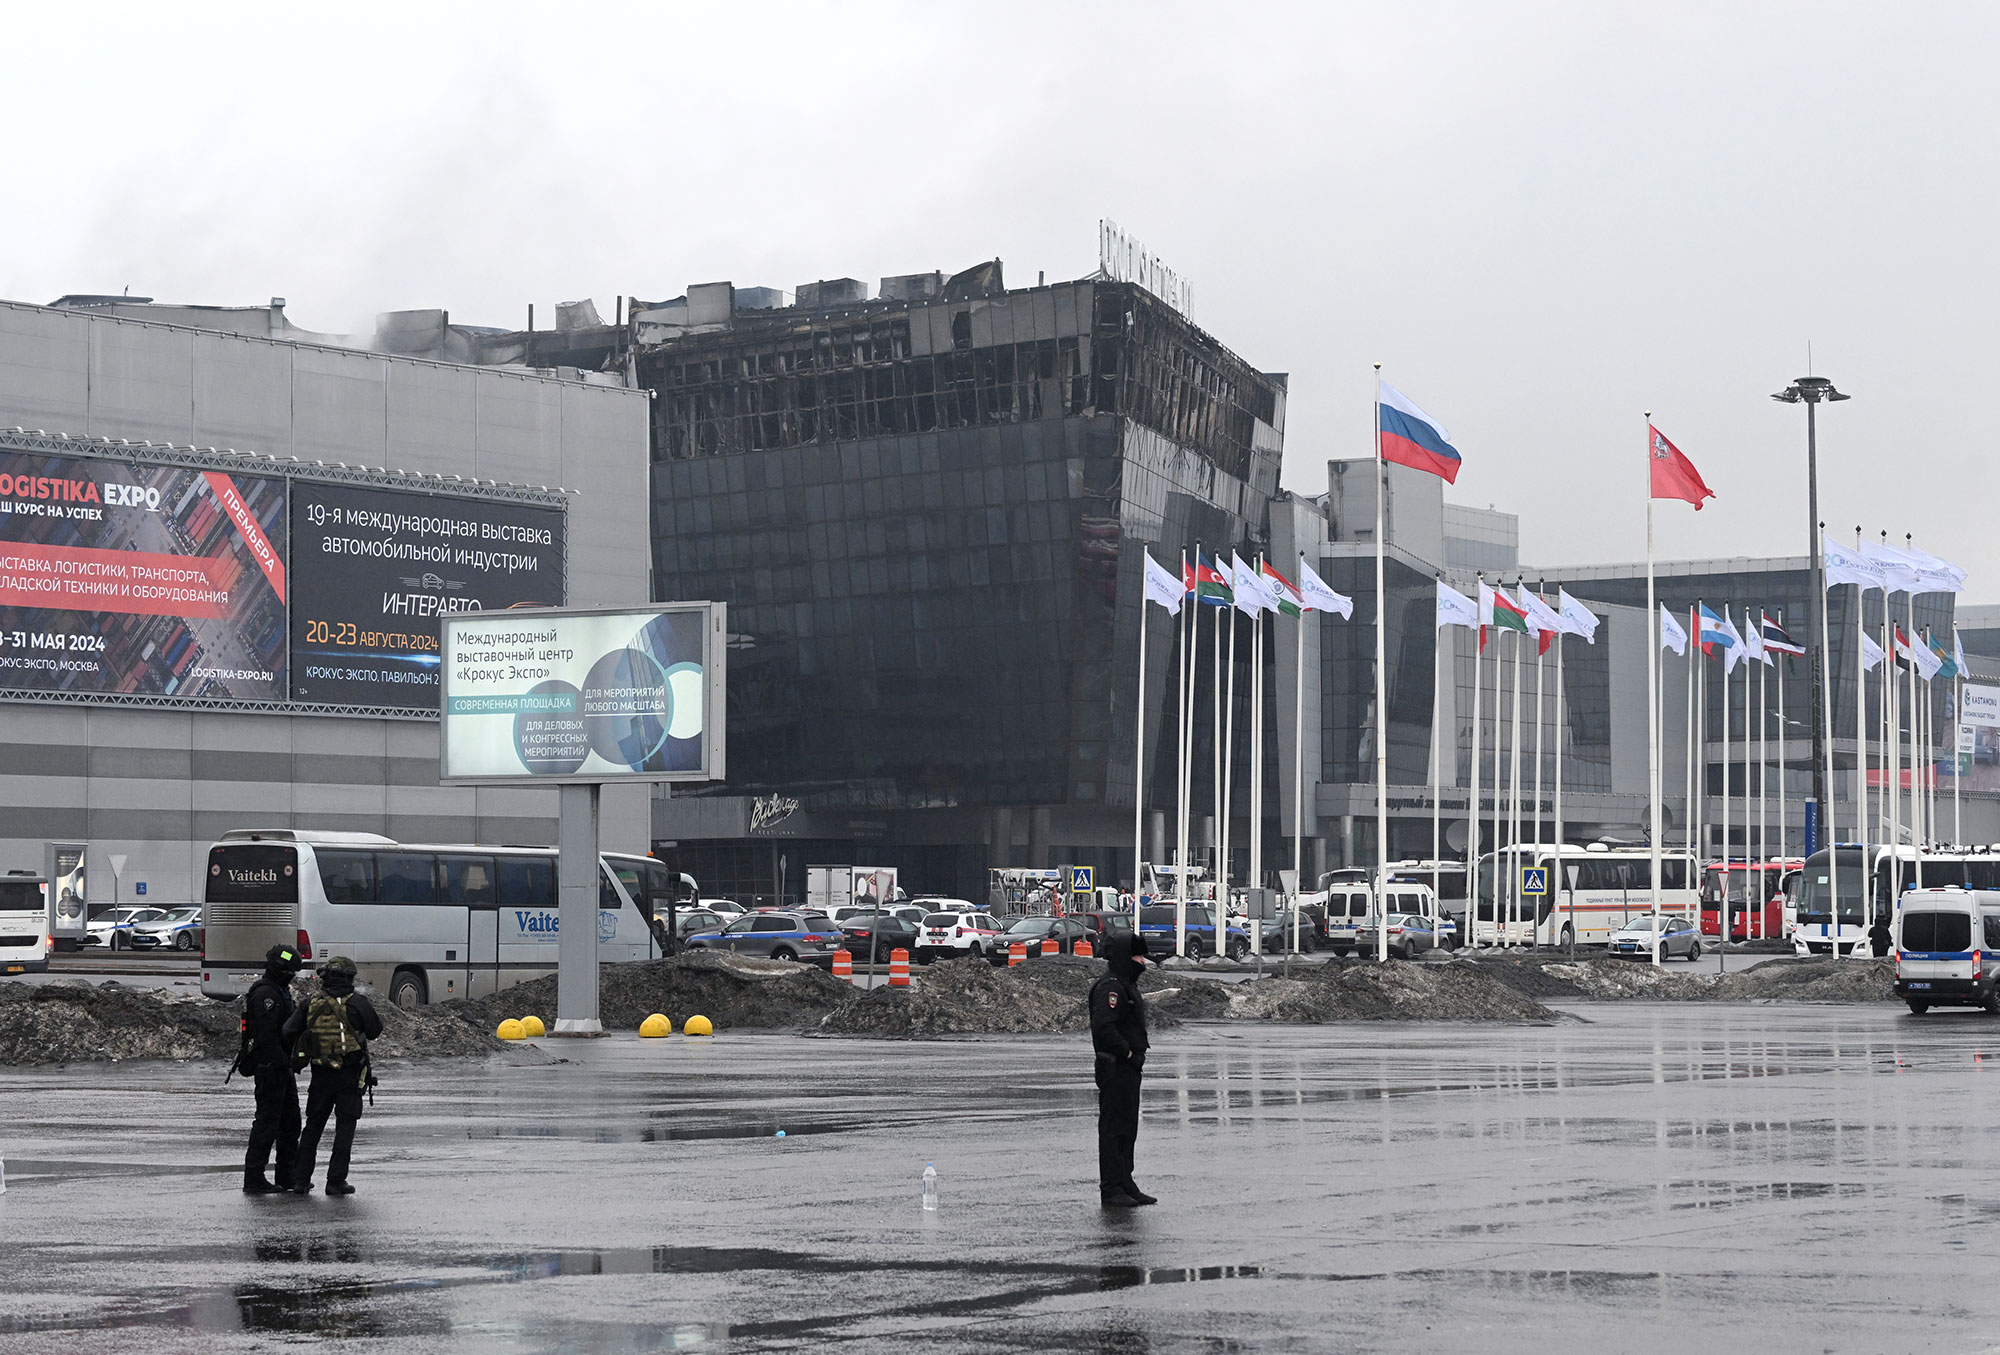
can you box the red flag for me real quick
[1648,424,1715,509]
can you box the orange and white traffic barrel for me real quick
[832,949,853,981]
[889,948,911,987]
[1009,941,1027,966]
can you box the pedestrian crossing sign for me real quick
[1521,866,1548,895]
[1070,866,1094,894]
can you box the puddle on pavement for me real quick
[0,1241,1285,1342]
[464,1117,865,1144]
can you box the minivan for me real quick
[1896,888,2000,1015]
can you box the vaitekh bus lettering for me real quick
[0,449,286,700]
[289,482,565,708]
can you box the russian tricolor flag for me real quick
[1378,381,1462,484]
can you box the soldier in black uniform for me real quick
[1089,931,1156,1207]
[241,943,303,1194]
[283,955,384,1196]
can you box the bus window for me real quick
[496,857,554,911]
[600,868,623,912]
[376,852,439,905]
[441,855,496,908]
[1661,859,1687,890]
[318,849,374,904]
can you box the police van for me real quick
[1894,887,2000,1015]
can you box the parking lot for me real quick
[5,1003,2000,1352]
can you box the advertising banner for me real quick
[0,451,286,700]
[44,842,84,938]
[1962,683,2000,728]
[440,604,726,784]
[290,483,565,707]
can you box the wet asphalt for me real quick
[4,1004,1999,1353]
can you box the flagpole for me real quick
[1293,554,1309,966]
[1905,564,1921,888]
[1470,578,1484,949]
[1685,605,1696,861]
[1776,623,1787,860]
[1432,575,1444,938]
[1490,604,1504,948]
[1955,661,1964,847]
[1757,619,1768,937]
[1696,601,1707,869]
[1135,556,1150,910]
[1374,363,1390,964]
[1176,550,1191,958]
[1250,562,1265,963]
[1646,418,1662,968]
[1819,523,1843,953]
[1532,582,1547,945]
[1211,559,1223,942]
[1852,552,1868,937]
[1509,617,1524,944]
[1721,605,1732,957]
[1555,599,1570,955]
[1222,583,1239,939]
[1886,570,1901,898]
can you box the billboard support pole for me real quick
[554,783,603,1035]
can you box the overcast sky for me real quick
[8,3,1995,589]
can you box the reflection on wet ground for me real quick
[7,1005,2000,1352]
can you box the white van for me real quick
[1895,888,2000,1015]
[1319,882,1450,955]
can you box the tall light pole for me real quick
[1771,375,1850,849]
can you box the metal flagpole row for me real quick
[1817,524,1841,956]
[1555,604,1570,956]
[1250,563,1265,965]
[1509,624,1523,945]
[1853,544,1871,938]
[1645,419,1663,968]
[1175,549,1193,960]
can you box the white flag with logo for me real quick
[1143,552,1183,614]
[1436,580,1478,630]
[1660,605,1688,656]
[1298,557,1354,619]
[1559,590,1600,643]
[1861,631,1886,672]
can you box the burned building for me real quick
[635,263,1287,900]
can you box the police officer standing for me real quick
[1089,931,1157,1207]
[241,943,302,1194]
[283,955,383,1196]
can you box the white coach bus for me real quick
[199,830,694,1008]
[0,869,49,975]
[1473,843,1699,947]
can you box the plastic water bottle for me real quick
[921,1162,938,1211]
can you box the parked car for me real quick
[1134,904,1250,960]
[910,896,982,915]
[984,915,1092,964]
[700,898,747,918]
[84,906,169,950]
[652,908,731,952]
[916,911,1005,962]
[1355,912,1442,961]
[1076,910,1134,946]
[1607,914,1702,961]
[1256,909,1318,954]
[128,906,203,952]
[840,912,925,963]
[684,911,845,965]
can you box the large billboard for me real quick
[0,450,287,701]
[289,483,565,708]
[439,604,726,784]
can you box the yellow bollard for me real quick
[683,1014,714,1037]
[496,1019,526,1041]
[639,1013,672,1038]
[520,1015,546,1037]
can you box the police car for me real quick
[683,910,846,966]
[1136,904,1249,960]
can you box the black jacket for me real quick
[1089,933,1150,1069]
[282,981,384,1069]
[243,973,296,1072]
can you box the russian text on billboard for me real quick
[289,483,564,708]
[0,450,286,700]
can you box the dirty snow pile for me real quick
[0,978,496,1066]
[1461,953,1895,1003]
[815,953,1558,1038]
[447,950,859,1034]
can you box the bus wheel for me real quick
[1559,924,1574,950]
[389,969,427,1010]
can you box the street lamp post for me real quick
[1771,376,1850,851]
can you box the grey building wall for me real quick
[0,301,654,904]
